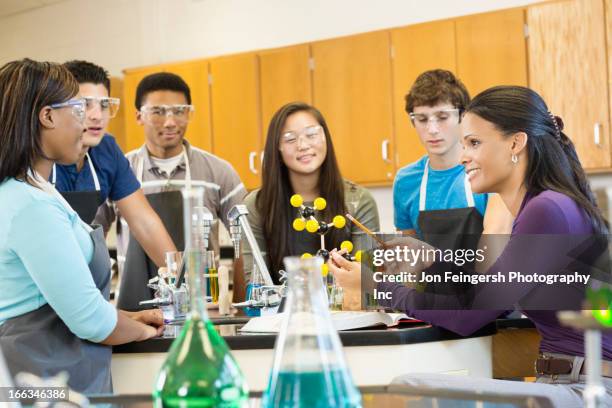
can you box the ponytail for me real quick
[466,86,608,234]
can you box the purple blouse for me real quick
[378,190,612,358]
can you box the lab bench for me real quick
[112,317,497,393]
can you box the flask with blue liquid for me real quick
[262,256,362,408]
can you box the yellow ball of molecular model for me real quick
[291,194,362,275]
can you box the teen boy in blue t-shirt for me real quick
[53,60,175,268]
[393,70,509,237]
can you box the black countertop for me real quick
[113,317,498,353]
[496,317,536,330]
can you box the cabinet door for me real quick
[607,0,612,169]
[164,60,213,152]
[456,8,528,96]
[209,53,262,190]
[312,31,395,185]
[528,0,610,169]
[259,44,312,138]
[107,77,126,151]
[391,20,457,168]
[122,66,164,153]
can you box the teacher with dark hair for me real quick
[330,85,612,406]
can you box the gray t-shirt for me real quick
[95,139,246,271]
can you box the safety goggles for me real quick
[83,96,120,118]
[281,125,324,145]
[49,98,86,123]
[140,104,195,125]
[409,108,461,129]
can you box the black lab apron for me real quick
[0,174,113,394]
[52,152,102,224]
[116,150,189,311]
[417,159,484,295]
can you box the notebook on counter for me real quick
[239,311,422,333]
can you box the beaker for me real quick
[153,187,248,407]
[262,256,362,408]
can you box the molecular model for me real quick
[290,194,362,276]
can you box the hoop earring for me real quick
[511,154,518,164]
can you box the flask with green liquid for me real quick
[153,187,248,408]
[262,256,362,408]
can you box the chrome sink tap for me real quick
[227,204,285,313]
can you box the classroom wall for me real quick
[0,0,542,75]
[6,0,612,232]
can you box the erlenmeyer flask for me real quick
[262,256,362,408]
[153,188,248,407]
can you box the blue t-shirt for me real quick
[53,134,140,204]
[0,178,117,342]
[393,155,488,235]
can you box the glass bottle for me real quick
[205,250,219,304]
[262,256,362,408]
[245,263,264,317]
[153,187,249,408]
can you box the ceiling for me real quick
[0,0,67,19]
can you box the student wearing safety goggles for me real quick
[96,72,246,310]
[52,60,176,280]
[0,59,163,395]
[393,70,512,249]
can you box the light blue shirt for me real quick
[0,178,117,342]
[393,155,488,236]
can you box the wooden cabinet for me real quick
[390,20,456,169]
[209,53,262,190]
[528,0,611,169]
[391,9,527,170]
[122,3,609,184]
[312,31,395,185]
[163,60,212,152]
[604,0,612,170]
[107,77,126,151]
[456,8,528,96]
[259,44,312,138]
[122,66,163,153]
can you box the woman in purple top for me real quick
[330,86,612,405]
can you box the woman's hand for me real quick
[138,322,164,341]
[328,251,362,310]
[382,236,436,273]
[102,310,164,345]
[329,251,361,290]
[119,309,164,340]
[131,309,164,326]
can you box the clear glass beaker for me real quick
[262,256,362,408]
[153,187,248,407]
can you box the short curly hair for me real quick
[135,72,191,109]
[404,69,470,114]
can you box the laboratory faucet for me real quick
[227,204,285,312]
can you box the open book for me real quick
[239,311,422,333]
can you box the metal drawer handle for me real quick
[249,151,258,174]
[382,139,391,163]
[594,123,602,147]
